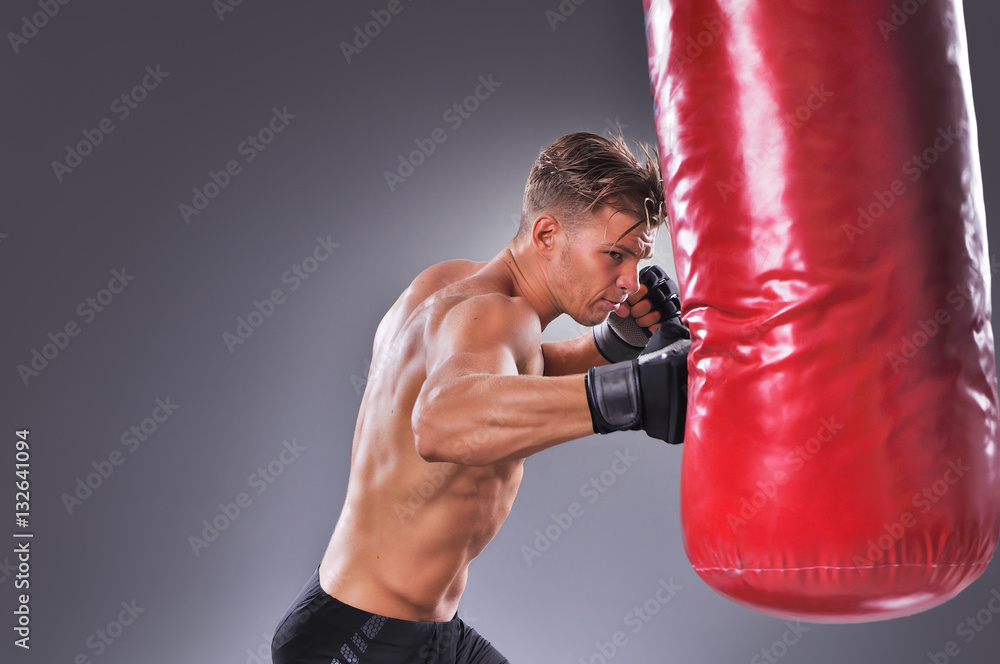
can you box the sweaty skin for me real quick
[319,206,658,622]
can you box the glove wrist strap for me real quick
[585,362,642,434]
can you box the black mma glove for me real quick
[584,327,690,444]
[592,265,689,362]
[584,327,691,445]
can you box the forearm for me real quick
[412,373,594,466]
[542,332,608,376]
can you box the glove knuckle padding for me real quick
[637,339,690,444]
[640,265,683,320]
[609,312,652,347]
[594,312,651,363]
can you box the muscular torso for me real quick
[319,259,544,621]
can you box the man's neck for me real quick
[493,242,561,330]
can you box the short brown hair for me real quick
[517,130,665,241]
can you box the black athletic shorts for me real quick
[271,567,510,664]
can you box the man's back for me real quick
[319,258,544,622]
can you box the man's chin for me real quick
[570,311,609,328]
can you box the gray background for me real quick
[2,1,998,663]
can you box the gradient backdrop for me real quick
[2,1,999,663]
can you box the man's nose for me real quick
[617,265,640,294]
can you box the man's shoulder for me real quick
[439,290,534,322]
[407,260,528,317]
[429,292,541,362]
[400,261,543,372]
[409,259,484,295]
[396,259,540,345]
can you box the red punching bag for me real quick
[644,0,1000,622]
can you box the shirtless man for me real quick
[271,132,690,664]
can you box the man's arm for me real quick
[412,295,594,467]
[541,333,608,376]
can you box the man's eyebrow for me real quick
[601,241,641,259]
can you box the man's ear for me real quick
[530,214,563,260]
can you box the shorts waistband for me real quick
[311,566,461,632]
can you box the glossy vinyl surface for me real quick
[644,0,1000,622]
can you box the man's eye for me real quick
[607,251,623,261]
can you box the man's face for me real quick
[555,204,656,326]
